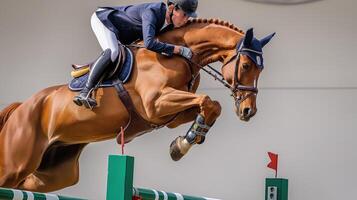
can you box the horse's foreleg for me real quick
[168,96,221,161]
[166,107,199,128]
[146,87,222,161]
[147,87,221,125]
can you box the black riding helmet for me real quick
[167,0,198,18]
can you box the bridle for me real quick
[188,40,261,108]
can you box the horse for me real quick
[0,18,275,192]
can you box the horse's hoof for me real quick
[169,136,192,161]
[170,137,184,161]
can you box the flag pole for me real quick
[275,154,278,178]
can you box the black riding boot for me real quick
[73,49,112,109]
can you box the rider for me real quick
[73,0,199,108]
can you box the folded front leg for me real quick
[143,87,221,161]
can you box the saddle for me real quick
[71,45,126,79]
[68,45,134,91]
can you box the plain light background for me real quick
[0,0,356,199]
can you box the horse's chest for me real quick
[162,66,191,88]
[168,69,190,81]
[138,58,192,89]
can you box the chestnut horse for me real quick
[0,18,275,192]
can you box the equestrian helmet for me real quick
[167,0,198,18]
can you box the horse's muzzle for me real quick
[235,104,257,122]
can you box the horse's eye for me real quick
[242,63,250,71]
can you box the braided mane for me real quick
[186,18,245,34]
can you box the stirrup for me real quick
[81,97,97,110]
[73,88,97,109]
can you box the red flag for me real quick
[267,152,278,177]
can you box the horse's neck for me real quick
[159,21,244,66]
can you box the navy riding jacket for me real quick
[96,2,175,56]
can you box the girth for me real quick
[112,79,163,144]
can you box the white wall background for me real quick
[0,0,356,199]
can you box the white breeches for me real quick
[90,11,119,62]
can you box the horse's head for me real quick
[222,28,275,121]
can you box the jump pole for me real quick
[0,187,86,200]
[106,155,221,200]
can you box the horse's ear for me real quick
[260,32,276,48]
[244,28,254,46]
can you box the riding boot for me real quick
[73,49,112,109]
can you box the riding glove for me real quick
[179,46,193,60]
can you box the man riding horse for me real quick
[0,0,276,190]
[73,0,198,109]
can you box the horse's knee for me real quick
[200,96,221,123]
[211,100,222,118]
[0,171,27,188]
[200,95,212,109]
[66,170,79,186]
[0,173,16,187]
[52,168,79,190]
[18,170,79,192]
[44,162,80,190]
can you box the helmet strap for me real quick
[169,7,175,24]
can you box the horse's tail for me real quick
[0,102,22,131]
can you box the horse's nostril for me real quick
[243,107,251,117]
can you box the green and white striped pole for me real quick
[0,187,86,200]
[133,188,220,200]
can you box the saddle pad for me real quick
[68,46,134,91]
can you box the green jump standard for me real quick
[265,178,288,200]
[106,155,220,200]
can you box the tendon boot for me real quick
[169,114,213,161]
[73,49,112,109]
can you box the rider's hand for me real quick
[174,45,181,54]
[175,46,193,60]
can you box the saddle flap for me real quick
[68,46,134,91]
[107,45,126,79]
